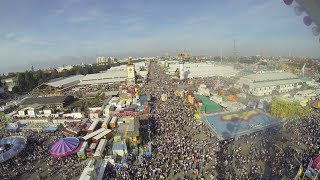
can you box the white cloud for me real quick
[53,0,84,16]
[0,31,53,48]
[54,8,65,16]
[67,9,109,23]
[3,32,18,40]
[119,17,141,25]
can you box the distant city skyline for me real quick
[0,0,320,74]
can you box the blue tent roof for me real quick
[6,126,19,130]
[242,69,253,74]
[0,137,26,163]
[112,143,125,151]
[138,106,144,111]
[6,123,20,131]
[139,96,147,105]
[144,152,152,158]
[43,127,58,132]
[115,163,125,168]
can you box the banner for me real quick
[312,155,320,170]
[294,165,303,180]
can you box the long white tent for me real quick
[82,128,105,141]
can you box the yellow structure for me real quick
[221,110,258,121]
[119,97,132,101]
[194,113,201,120]
[294,165,303,179]
[127,134,139,145]
[135,87,139,97]
[128,57,133,65]
[127,57,135,84]
[119,116,140,145]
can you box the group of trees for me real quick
[270,98,313,119]
[229,87,239,96]
[0,112,8,122]
[3,63,119,93]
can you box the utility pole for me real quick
[220,48,223,63]
[233,39,238,63]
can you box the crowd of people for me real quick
[103,61,320,179]
[285,113,320,170]
[0,130,85,180]
[102,61,228,179]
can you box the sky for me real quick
[0,0,319,73]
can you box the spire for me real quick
[128,57,133,65]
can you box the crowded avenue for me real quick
[104,62,320,179]
[0,61,319,179]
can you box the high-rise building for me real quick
[97,56,117,65]
[97,57,107,65]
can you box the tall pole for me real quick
[233,40,236,56]
[220,48,223,63]
[233,39,238,63]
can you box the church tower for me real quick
[127,57,136,85]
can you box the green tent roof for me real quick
[299,76,312,81]
[196,95,222,112]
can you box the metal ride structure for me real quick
[283,0,320,43]
[283,0,320,178]
[0,136,27,163]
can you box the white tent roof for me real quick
[47,75,84,88]
[81,71,127,82]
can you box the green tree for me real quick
[33,70,43,86]
[11,86,19,93]
[50,70,59,79]
[60,69,69,77]
[7,72,16,78]
[17,72,26,92]
[270,98,312,119]
[229,87,238,95]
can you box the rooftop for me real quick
[118,117,139,137]
[196,95,222,111]
[46,75,84,88]
[78,78,127,85]
[21,96,71,106]
[250,79,304,88]
[244,72,298,82]
[105,91,119,96]
[81,71,127,82]
[299,76,313,81]
[112,143,126,151]
[168,62,239,78]
[202,110,279,140]
[1,77,18,82]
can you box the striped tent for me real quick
[50,137,80,157]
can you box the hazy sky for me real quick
[0,0,319,73]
